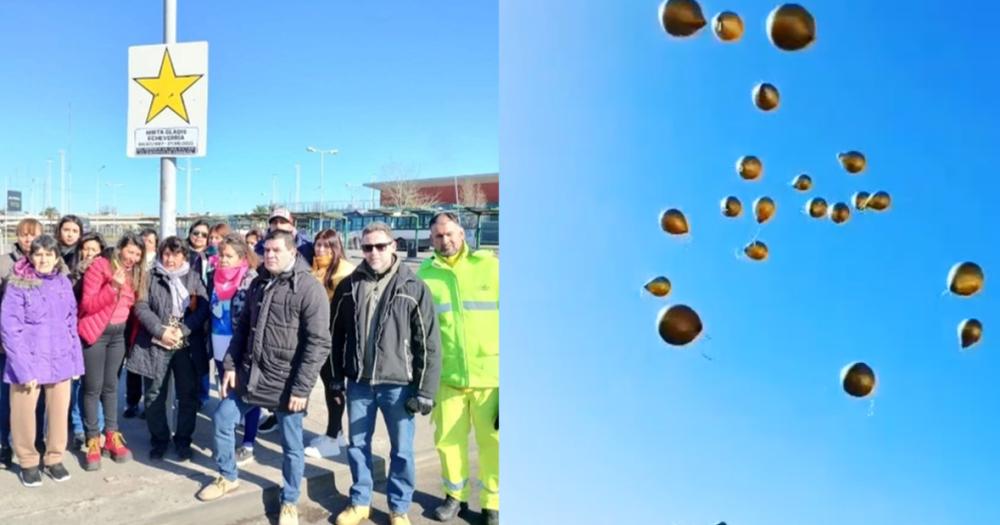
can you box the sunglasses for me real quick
[361,242,393,253]
[190,230,209,238]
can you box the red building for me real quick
[364,172,498,208]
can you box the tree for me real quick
[251,204,271,217]
[458,179,488,208]
[42,207,59,220]
[378,162,439,210]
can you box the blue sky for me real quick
[502,1,998,523]
[0,2,497,215]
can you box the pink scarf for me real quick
[213,261,248,301]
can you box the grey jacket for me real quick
[127,266,210,379]
[223,256,331,411]
[330,257,442,400]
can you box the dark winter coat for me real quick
[223,256,331,411]
[330,258,442,400]
[126,265,210,380]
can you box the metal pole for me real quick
[295,163,301,211]
[96,172,100,214]
[319,151,325,216]
[45,160,52,209]
[160,0,178,238]
[186,157,192,216]
[59,149,66,214]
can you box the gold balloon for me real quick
[657,304,703,346]
[660,208,690,235]
[959,318,983,349]
[805,197,827,218]
[659,0,707,37]
[743,240,768,261]
[721,196,742,218]
[644,276,672,297]
[753,82,780,111]
[841,362,876,398]
[712,11,744,42]
[753,196,776,224]
[737,155,763,181]
[767,3,816,52]
[829,202,850,224]
[852,191,870,211]
[948,262,984,297]
[838,151,867,174]
[865,190,891,211]
[791,174,812,191]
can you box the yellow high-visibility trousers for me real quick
[432,384,499,510]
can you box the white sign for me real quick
[127,41,208,157]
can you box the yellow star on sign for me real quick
[133,48,203,124]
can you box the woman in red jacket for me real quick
[78,233,147,472]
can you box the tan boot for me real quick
[335,505,371,525]
[196,476,240,501]
[278,503,299,525]
[390,512,411,525]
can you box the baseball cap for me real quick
[268,207,293,223]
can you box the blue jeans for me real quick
[346,381,417,513]
[214,360,260,447]
[69,378,104,436]
[212,390,305,504]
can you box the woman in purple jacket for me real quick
[1,234,84,487]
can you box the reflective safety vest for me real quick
[417,245,499,388]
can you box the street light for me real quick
[95,165,106,215]
[306,146,338,214]
[106,182,124,216]
[178,160,200,217]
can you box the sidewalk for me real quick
[0,372,443,525]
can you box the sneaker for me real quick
[390,513,412,525]
[122,405,139,419]
[196,476,240,502]
[304,435,341,458]
[84,437,102,471]
[19,466,42,487]
[278,503,298,525]
[44,463,71,482]
[235,446,254,466]
[258,413,278,434]
[335,505,371,525]
[0,446,12,470]
[102,431,132,463]
[480,509,499,525]
[337,431,349,448]
[433,495,467,521]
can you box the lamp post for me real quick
[305,146,338,216]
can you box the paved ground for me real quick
[0,368,486,525]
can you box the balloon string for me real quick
[867,398,876,417]
[700,351,713,361]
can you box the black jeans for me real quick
[125,371,144,407]
[319,360,346,438]
[82,324,127,438]
[143,348,198,450]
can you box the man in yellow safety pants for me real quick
[417,212,499,525]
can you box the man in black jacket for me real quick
[332,222,442,525]
[196,230,331,525]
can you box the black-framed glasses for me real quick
[361,242,392,253]
[191,230,209,238]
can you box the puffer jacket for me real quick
[223,256,331,411]
[127,265,210,379]
[329,257,442,400]
[1,258,83,385]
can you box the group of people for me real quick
[0,207,499,525]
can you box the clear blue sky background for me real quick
[0,2,497,215]
[503,0,998,523]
